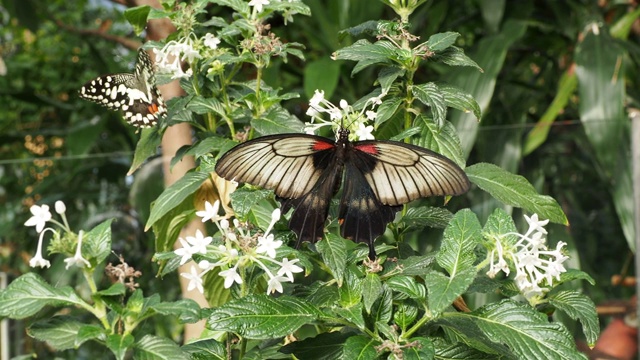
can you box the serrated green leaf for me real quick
[549,291,599,347]
[438,83,482,121]
[433,46,483,71]
[425,31,460,52]
[107,333,135,360]
[400,206,453,231]
[124,5,151,35]
[483,208,518,238]
[151,299,202,323]
[181,339,226,360]
[377,67,405,94]
[402,337,435,360]
[0,273,87,319]
[466,163,568,225]
[317,233,348,286]
[146,171,209,230]
[374,97,403,126]
[333,303,366,330]
[386,275,426,300]
[437,209,481,272]
[342,335,378,359]
[361,273,382,313]
[369,286,392,324]
[96,283,127,297]
[28,316,84,351]
[558,269,596,286]
[389,126,422,141]
[334,39,396,64]
[134,335,188,360]
[425,269,476,315]
[230,188,272,219]
[207,295,321,339]
[280,331,351,359]
[413,118,466,168]
[395,302,419,330]
[251,106,304,135]
[76,325,105,347]
[413,82,447,127]
[396,255,436,276]
[186,96,225,116]
[128,127,161,175]
[208,0,248,13]
[83,219,113,265]
[433,340,499,359]
[339,268,363,308]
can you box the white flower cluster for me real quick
[24,201,90,270]
[486,214,568,301]
[304,89,386,141]
[177,200,303,295]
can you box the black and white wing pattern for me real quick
[79,49,166,128]
[214,129,471,259]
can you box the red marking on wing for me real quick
[354,143,379,155]
[312,140,335,151]
[148,103,159,114]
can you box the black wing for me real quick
[215,134,342,246]
[79,49,166,128]
[350,141,470,206]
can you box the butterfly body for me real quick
[216,128,470,259]
[79,49,166,128]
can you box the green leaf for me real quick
[206,295,321,339]
[361,273,382,313]
[134,335,188,360]
[145,171,209,230]
[548,291,599,347]
[402,337,435,360]
[124,5,151,35]
[342,335,378,359]
[369,286,392,324]
[229,188,273,219]
[151,299,203,323]
[186,96,225,116]
[128,127,162,175]
[425,269,476,315]
[0,273,87,319]
[304,58,340,99]
[433,340,498,359]
[394,302,419,330]
[28,316,84,351]
[96,283,127,297]
[413,82,446,127]
[375,97,403,126]
[251,106,304,136]
[414,116,466,168]
[281,331,352,359]
[396,255,436,276]
[433,46,482,71]
[378,67,405,94]
[317,233,348,286]
[466,162,568,225]
[338,268,363,308]
[208,0,248,13]
[181,339,226,359]
[76,325,105,347]
[425,31,460,52]
[439,300,587,360]
[333,303,366,330]
[438,84,482,121]
[399,206,453,231]
[483,208,518,238]
[83,219,113,265]
[107,334,135,360]
[386,275,426,300]
[437,209,481,272]
[333,39,396,64]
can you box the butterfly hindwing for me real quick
[79,49,166,128]
[351,140,470,206]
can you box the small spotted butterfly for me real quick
[79,49,166,128]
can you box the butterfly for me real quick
[79,49,166,128]
[215,127,470,259]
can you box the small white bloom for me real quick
[185,229,213,254]
[365,110,377,121]
[174,238,194,265]
[29,228,54,269]
[181,265,204,293]
[196,200,223,223]
[277,258,303,281]
[354,123,375,140]
[54,201,66,215]
[256,234,282,258]
[219,266,243,288]
[309,90,325,107]
[267,275,289,294]
[523,214,549,237]
[203,33,221,49]
[249,0,270,13]
[339,99,349,109]
[24,204,52,233]
[64,230,91,269]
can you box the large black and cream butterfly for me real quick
[79,49,166,128]
[215,128,470,259]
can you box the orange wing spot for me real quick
[312,140,335,151]
[148,103,159,114]
[338,218,345,225]
[354,144,379,155]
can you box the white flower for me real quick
[174,238,195,265]
[29,228,54,269]
[267,275,289,294]
[181,265,204,293]
[365,110,377,121]
[219,266,243,288]
[153,36,201,80]
[523,213,549,237]
[203,33,221,49]
[256,234,282,259]
[185,229,213,254]
[24,204,52,233]
[277,258,303,281]
[54,201,66,215]
[354,123,375,140]
[249,0,270,13]
[64,230,91,269]
[196,200,224,223]
[309,90,325,107]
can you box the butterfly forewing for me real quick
[215,134,337,199]
[352,141,470,206]
[79,49,166,128]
